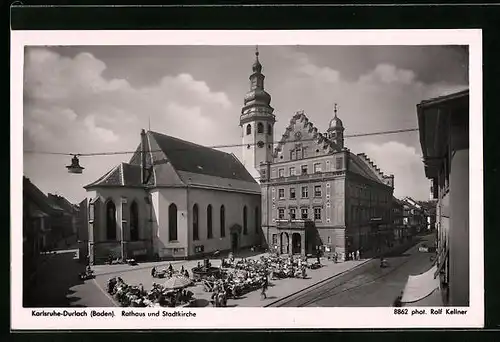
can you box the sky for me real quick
[23,45,468,203]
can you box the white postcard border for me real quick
[11,29,483,329]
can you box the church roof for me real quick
[85,131,260,194]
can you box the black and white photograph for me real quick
[12,30,483,329]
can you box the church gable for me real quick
[273,111,340,163]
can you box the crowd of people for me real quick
[107,277,195,307]
[151,263,190,279]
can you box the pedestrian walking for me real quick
[356,250,360,260]
[261,275,268,300]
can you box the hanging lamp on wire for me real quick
[66,154,85,174]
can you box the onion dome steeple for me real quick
[252,48,262,73]
[242,46,274,112]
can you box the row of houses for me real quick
[23,177,80,288]
[391,196,437,242]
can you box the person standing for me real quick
[356,250,360,260]
[261,275,268,300]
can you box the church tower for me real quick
[240,47,276,180]
[327,103,345,149]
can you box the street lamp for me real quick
[66,155,84,174]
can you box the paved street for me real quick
[24,249,116,308]
[274,233,436,307]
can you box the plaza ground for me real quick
[92,251,369,307]
[22,234,429,308]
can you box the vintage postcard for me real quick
[11,29,483,329]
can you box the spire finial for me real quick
[334,103,338,117]
[255,45,259,58]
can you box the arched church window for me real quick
[243,205,248,235]
[168,203,178,241]
[257,122,264,134]
[268,124,272,135]
[130,201,139,241]
[106,200,117,241]
[193,204,199,241]
[246,124,252,135]
[220,205,226,237]
[207,204,213,239]
[255,206,260,234]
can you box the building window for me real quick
[278,168,284,178]
[246,124,251,135]
[257,122,264,134]
[207,204,213,239]
[168,203,178,241]
[314,185,322,197]
[278,188,285,199]
[220,205,226,237]
[314,208,322,220]
[326,160,330,171]
[296,148,303,159]
[278,208,285,219]
[314,163,322,173]
[272,234,278,245]
[301,208,308,219]
[268,124,272,135]
[106,200,117,241]
[243,205,248,235]
[130,201,139,241]
[193,204,199,241]
[289,167,295,176]
[301,165,308,175]
[290,208,296,219]
[290,188,296,199]
[336,157,343,170]
[301,186,309,198]
[255,207,260,234]
[302,147,308,158]
[327,236,331,244]
[290,150,296,160]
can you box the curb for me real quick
[264,258,372,307]
[93,259,195,278]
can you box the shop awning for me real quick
[401,265,440,303]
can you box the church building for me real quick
[84,130,261,264]
[239,50,395,259]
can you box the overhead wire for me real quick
[23,127,419,157]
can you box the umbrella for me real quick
[163,275,192,290]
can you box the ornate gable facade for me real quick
[273,111,340,163]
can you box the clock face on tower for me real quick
[257,141,265,148]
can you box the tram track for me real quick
[277,236,434,307]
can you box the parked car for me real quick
[418,243,429,253]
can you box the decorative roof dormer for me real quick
[327,103,345,149]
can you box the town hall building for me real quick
[239,50,395,259]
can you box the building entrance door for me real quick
[292,233,301,254]
[231,232,238,252]
[280,233,289,254]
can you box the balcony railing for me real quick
[275,219,313,229]
[264,171,345,184]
